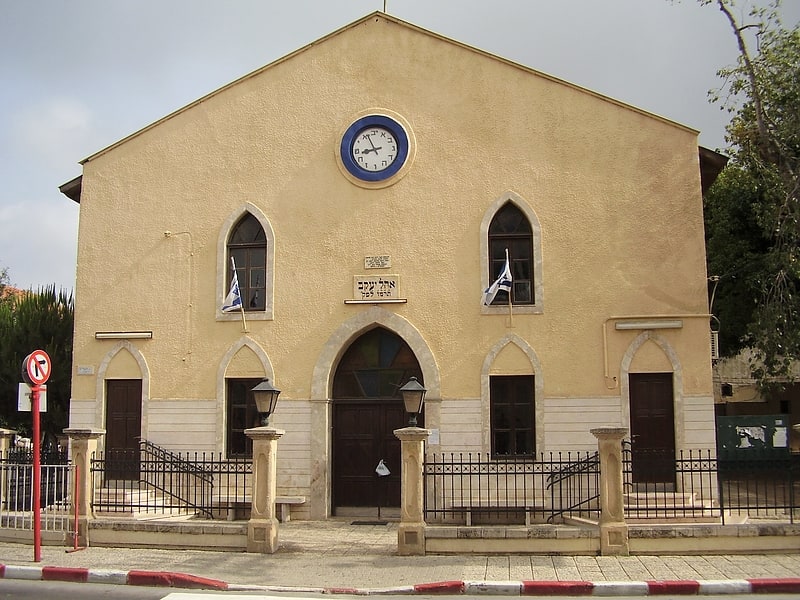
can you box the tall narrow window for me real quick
[490,375,535,457]
[227,214,266,311]
[226,378,262,458]
[488,203,533,305]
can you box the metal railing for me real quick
[717,451,798,523]
[425,445,800,526]
[621,443,799,523]
[424,451,600,524]
[0,448,72,532]
[621,443,723,521]
[91,441,252,520]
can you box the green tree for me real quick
[705,165,773,356]
[0,266,10,303]
[703,0,800,383]
[0,286,73,442]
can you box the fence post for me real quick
[394,426,429,556]
[590,427,629,556]
[0,428,17,510]
[245,426,284,553]
[63,428,105,547]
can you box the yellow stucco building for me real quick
[61,13,720,520]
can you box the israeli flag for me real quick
[481,249,513,306]
[222,259,242,313]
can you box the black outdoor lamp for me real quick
[251,378,281,426]
[399,376,426,427]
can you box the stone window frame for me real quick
[217,203,275,321]
[480,191,544,315]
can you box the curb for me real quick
[0,564,228,591]
[2,565,800,595]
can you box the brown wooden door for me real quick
[331,327,422,512]
[629,373,676,485]
[332,399,406,508]
[105,379,142,480]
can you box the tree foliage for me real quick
[705,165,772,355]
[703,0,800,383]
[0,285,73,441]
[0,267,10,304]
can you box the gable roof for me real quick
[60,11,701,203]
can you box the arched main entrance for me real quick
[332,327,423,515]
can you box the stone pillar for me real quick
[0,428,16,454]
[245,426,284,553]
[0,428,17,510]
[64,428,105,547]
[394,426,430,556]
[590,427,629,556]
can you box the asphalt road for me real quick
[5,580,800,600]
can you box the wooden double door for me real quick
[331,327,422,512]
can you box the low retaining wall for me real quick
[424,523,800,555]
[629,523,800,555]
[425,525,599,555]
[2,519,798,555]
[0,528,66,546]
[88,519,247,552]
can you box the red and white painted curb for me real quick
[0,564,228,590]
[2,564,800,595]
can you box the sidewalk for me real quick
[1,521,800,594]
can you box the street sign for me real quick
[22,350,51,386]
[18,349,52,563]
[18,383,47,412]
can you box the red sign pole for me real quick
[31,383,42,562]
[21,349,50,564]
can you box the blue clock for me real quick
[340,115,409,182]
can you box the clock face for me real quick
[340,114,409,182]
[352,126,398,172]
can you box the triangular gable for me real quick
[79,11,696,166]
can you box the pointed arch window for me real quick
[227,213,267,311]
[488,203,533,305]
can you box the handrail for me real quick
[139,439,213,482]
[546,451,599,487]
[545,451,600,523]
[137,439,215,518]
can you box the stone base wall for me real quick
[425,523,800,556]
[2,520,797,555]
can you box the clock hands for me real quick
[360,133,383,154]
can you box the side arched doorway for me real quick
[332,327,423,516]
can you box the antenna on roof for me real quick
[383,0,387,12]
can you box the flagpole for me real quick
[230,257,248,333]
[239,299,248,333]
[506,248,514,327]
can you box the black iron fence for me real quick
[425,446,800,525]
[621,444,723,521]
[621,443,799,524]
[424,451,600,525]
[90,441,251,520]
[718,453,799,523]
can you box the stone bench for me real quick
[213,494,306,522]
[451,503,544,526]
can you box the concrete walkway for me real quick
[1,521,799,594]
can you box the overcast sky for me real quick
[1,0,798,292]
